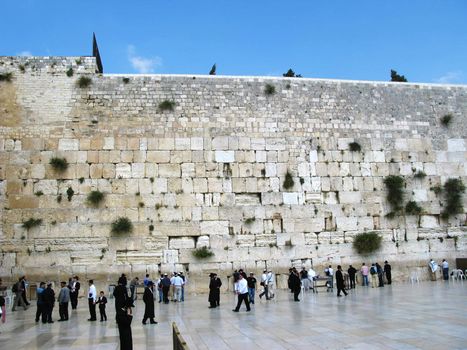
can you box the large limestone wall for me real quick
[0,56,466,291]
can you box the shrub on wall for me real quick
[353,232,382,254]
[111,217,133,234]
[50,157,69,172]
[441,178,465,219]
[405,201,422,215]
[413,171,426,179]
[440,114,452,127]
[283,170,295,190]
[264,83,276,95]
[158,100,176,112]
[348,141,362,152]
[87,190,105,207]
[0,72,13,82]
[22,218,43,230]
[390,69,407,82]
[66,68,74,77]
[192,246,214,259]
[383,175,405,215]
[76,76,92,88]
[66,187,74,201]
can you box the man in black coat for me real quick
[384,261,392,285]
[42,282,55,323]
[114,276,133,350]
[208,273,222,308]
[160,274,171,304]
[347,265,357,289]
[336,265,348,297]
[70,276,81,310]
[288,268,301,302]
[142,281,157,325]
[376,263,384,287]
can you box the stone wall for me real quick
[0,56,466,291]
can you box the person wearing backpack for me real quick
[370,263,378,288]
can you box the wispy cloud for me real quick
[434,71,464,84]
[17,51,32,56]
[127,45,162,73]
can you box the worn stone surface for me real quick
[0,56,466,289]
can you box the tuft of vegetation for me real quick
[383,175,405,213]
[269,242,278,248]
[264,83,276,95]
[34,191,44,197]
[192,246,214,259]
[0,72,13,82]
[283,170,295,190]
[158,100,176,112]
[405,201,423,215]
[413,171,427,179]
[430,185,442,195]
[57,194,62,203]
[282,69,302,78]
[149,224,154,232]
[75,58,82,65]
[244,217,256,225]
[111,217,133,235]
[138,202,145,208]
[78,177,85,184]
[348,141,362,152]
[149,177,154,183]
[19,65,25,73]
[76,76,92,88]
[66,68,74,77]
[86,190,105,207]
[440,114,452,127]
[441,178,465,219]
[122,77,130,84]
[66,187,74,201]
[50,157,69,172]
[209,64,216,75]
[45,246,51,253]
[22,218,43,230]
[353,231,382,254]
[284,239,293,246]
[390,69,408,82]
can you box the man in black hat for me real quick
[142,281,157,325]
[114,276,133,350]
[208,273,222,308]
[42,282,55,323]
[384,261,392,285]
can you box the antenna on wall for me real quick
[92,33,103,73]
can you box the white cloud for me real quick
[17,51,32,57]
[434,71,464,84]
[127,45,162,73]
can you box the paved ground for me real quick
[0,281,466,349]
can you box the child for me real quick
[97,291,107,322]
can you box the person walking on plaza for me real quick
[300,267,310,290]
[336,265,348,297]
[20,276,31,306]
[208,273,222,308]
[246,272,257,304]
[325,265,334,290]
[58,281,70,321]
[289,267,301,302]
[361,263,369,286]
[160,274,171,304]
[429,259,438,281]
[70,276,80,310]
[157,274,163,303]
[259,270,270,300]
[142,281,157,325]
[441,259,449,281]
[171,273,184,302]
[384,261,392,284]
[129,277,139,301]
[114,276,133,350]
[11,277,28,311]
[376,263,384,287]
[232,274,251,312]
[43,282,55,323]
[35,282,46,322]
[98,291,108,322]
[266,270,275,299]
[87,280,97,321]
[347,265,357,289]
[370,264,378,288]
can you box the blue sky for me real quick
[2,1,466,84]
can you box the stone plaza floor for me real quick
[0,281,466,349]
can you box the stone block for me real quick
[58,139,79,151]
[215,151,235,163]
[447,139,465,152]
[200,221,229,235]
[339,191,361,204]
[169,237,195,249]
[158,164,180,177]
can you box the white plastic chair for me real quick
[458,270,466,280]
[409,271,420,284]
[451,269,459,282]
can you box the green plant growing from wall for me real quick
[264,83,276,95]
[66,68,74,77]
[353,231,382,254]
[283,170,295,190]
[383,175,405,217]
[192,246,214,259]
[390,69,407,82]
[111,217,133,235]
[22,218,43,230]
[405,201,422,215]
[122,77,130,84]
[413,171,426,179]
[34,191,44,197]
[45,247,51,253]
[57,194,62,203]
[158,100,176,112]
[87,190,105,207]
[244,217,255,225]
[440,114,452,127]
[348,141,362,152]
[66,187,74,201]
[441,178,465,219]
[50,157,69,172]
[75,58,82,65]
[149,224,154,232]
[78,177,85,184]
[76,76,92,88]
[0,72,13,82]
[430,185,442,195]
[19,65,25,73]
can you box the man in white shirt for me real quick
[232,274,251,312]
[442,259,449,280]
[325,265,334,290]
[87,279,97,321]
[171,273,184,302]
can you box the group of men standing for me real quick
[358,261,392,288]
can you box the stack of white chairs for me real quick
[409,271,420,284]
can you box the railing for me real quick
[172,322,189,350]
